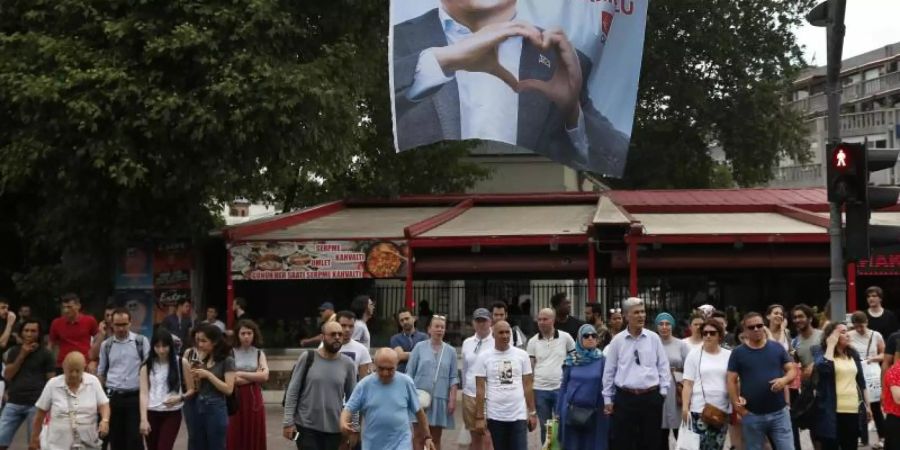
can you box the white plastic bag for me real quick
[675,418,700,450]
[864,361,882,402]
[456,428,472,445]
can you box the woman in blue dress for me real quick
[556,323,609,450]
[406,315,458,450]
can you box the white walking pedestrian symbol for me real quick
[836,149,847,167]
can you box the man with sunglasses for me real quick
[284,321,358,450]
[727,312,797,450]
[601,296,671,450]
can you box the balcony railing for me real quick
[790,71,900,114]
[840,108,899,132]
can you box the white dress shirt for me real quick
[461,333,494,397]
[406,7,590,160]
[601,327,672,404]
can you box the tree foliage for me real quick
[0,0,486,302]
[620,0,815,188]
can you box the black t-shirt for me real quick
[866,309,900,339]
[555,315,585,337]
[4,345,55,405]
[885,331,900,357]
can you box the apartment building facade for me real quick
[771,41,900,187]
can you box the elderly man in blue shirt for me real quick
[97,307,149,450]
[341,348,436,450]
[601,297,671,450]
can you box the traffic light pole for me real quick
[825,0,848,325]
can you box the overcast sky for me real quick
[794,0,900,66]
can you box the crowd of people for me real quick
[0,294,269,450]
[1,285,900,450]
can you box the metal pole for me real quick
[826,0,848,324]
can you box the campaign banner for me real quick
[390,0,648,177]
[230,241,409,281]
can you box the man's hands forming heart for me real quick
[432,23,583,127]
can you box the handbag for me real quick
[416,343,445,410]
[566,403,596,428]
[698,349,728,429]
[675,418,700,450]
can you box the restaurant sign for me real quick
[230,241,408,280]
[857,252,900,276]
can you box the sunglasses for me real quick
[746,323,765,331]
[609,308,622,314]
[633,349,641,366]
[582,333,599,340]
[702,330,719,337]
[432,314,446,320]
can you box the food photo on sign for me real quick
[389,0,648,176]
[230,241,409,280]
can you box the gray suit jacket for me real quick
[393,8,629,176]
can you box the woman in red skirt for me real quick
[226,319,269,450]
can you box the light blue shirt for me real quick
[98,331,150,391]
[406,341,459,400]
[601,327,671,404]
[345,373,420,450]
[406,7,590,161]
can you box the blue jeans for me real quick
[742,407,795,450]
[534,389,558,443]
[487,419,528,450]
[182,396,197,450]
[0,403,36,446]
[191,395,229,450]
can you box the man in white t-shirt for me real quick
[350,295,374,349]
[335,310,372,379]
[474,320,537,450]
[461,308,494,450]
[526,308,574,443]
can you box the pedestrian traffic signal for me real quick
[826,142,864,203]
[844,145,900,260]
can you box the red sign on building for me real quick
[857,253,900,276]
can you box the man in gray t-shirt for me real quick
[791,306,823,370]
[283,321,357,449]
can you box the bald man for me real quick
[284,321,358,450]
[30,352,110,449]
[474,321,537,450]
[526,308,575,442]
[341,348,435,450]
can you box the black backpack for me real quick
[282,349,316,408]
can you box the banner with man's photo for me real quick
[390,0,648,177]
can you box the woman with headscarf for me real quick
[656,312,690,450]
[555,324,609,450]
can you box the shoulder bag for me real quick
[226,350,240,416]
[566,364,600,429]
[416,343,445,410]
[698,349,728,429]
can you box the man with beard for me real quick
[0,319,55,450]
[790,304,823,448]
[602,297,671,450]
[283,321,358,450]
[389,309,428,373]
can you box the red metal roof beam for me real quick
[223,200,345,241]
[774,204,831,229]
[404,199,474,239]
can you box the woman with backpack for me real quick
[184,323,235,450]
[139,328,190,450]
[226,319,269,450]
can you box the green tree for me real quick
[0,0,485,303]
[619,0,815,188]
